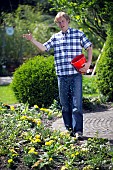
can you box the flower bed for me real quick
[0,102,113,170]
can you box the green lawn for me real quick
[0,85,18,104]
[0,75,98,105]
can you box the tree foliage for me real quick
[0,5,57,75]
[96,24,113,101]
[0,0,53,15]
[49,0,113,41]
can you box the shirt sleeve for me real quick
[43,35,54,52]
[80,31,92,49]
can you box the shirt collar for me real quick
[61,27,70,35]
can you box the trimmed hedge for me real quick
[96,24,113,101]
[11,55,58,107]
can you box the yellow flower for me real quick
[37,119,42,126]
[71,153,75,158]
[49,158,53,161]
[75,151,79,156]
[35,134,41,139]
[34,105,39,108]
[45,140,54,146]
[31,138,41,143]
[28,147,35,152]
[28,147,38,155]
[20,115,27,120]
[8,159,13,164]
[33,118,42,126]
[10,106,15,110]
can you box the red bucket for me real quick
[71,54,86,70]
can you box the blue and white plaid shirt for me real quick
[43,27,92,76]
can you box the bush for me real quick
[11,55,58,107]
[96,24,113,101]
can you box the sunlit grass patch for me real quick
[0,84,18,104]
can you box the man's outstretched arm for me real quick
[23,32,47,52]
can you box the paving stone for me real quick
[0,77,12,85]
[52,109,113,141]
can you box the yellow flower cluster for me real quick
[45,140,54,146]
[32,118,42,126]
[20,115,28,120]
[20,115,42,126]
[8,159,13,164]
[9,148,19,157]
[28,147,38,155]
[70,151,79,158]
[40,108,53,115]
[31,134,41,143]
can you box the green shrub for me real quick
[11,55,58,107]
[96,24,113,101]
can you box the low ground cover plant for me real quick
[0,102,113,170]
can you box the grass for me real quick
[0,75,98,105]
[83,75,98,97]
[0,84,18,104]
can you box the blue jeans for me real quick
[58,74,83,133]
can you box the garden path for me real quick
[0,76,12,85]
[52,108,113,142]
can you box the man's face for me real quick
[56,16,69,32]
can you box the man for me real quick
[23,11,92,140]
